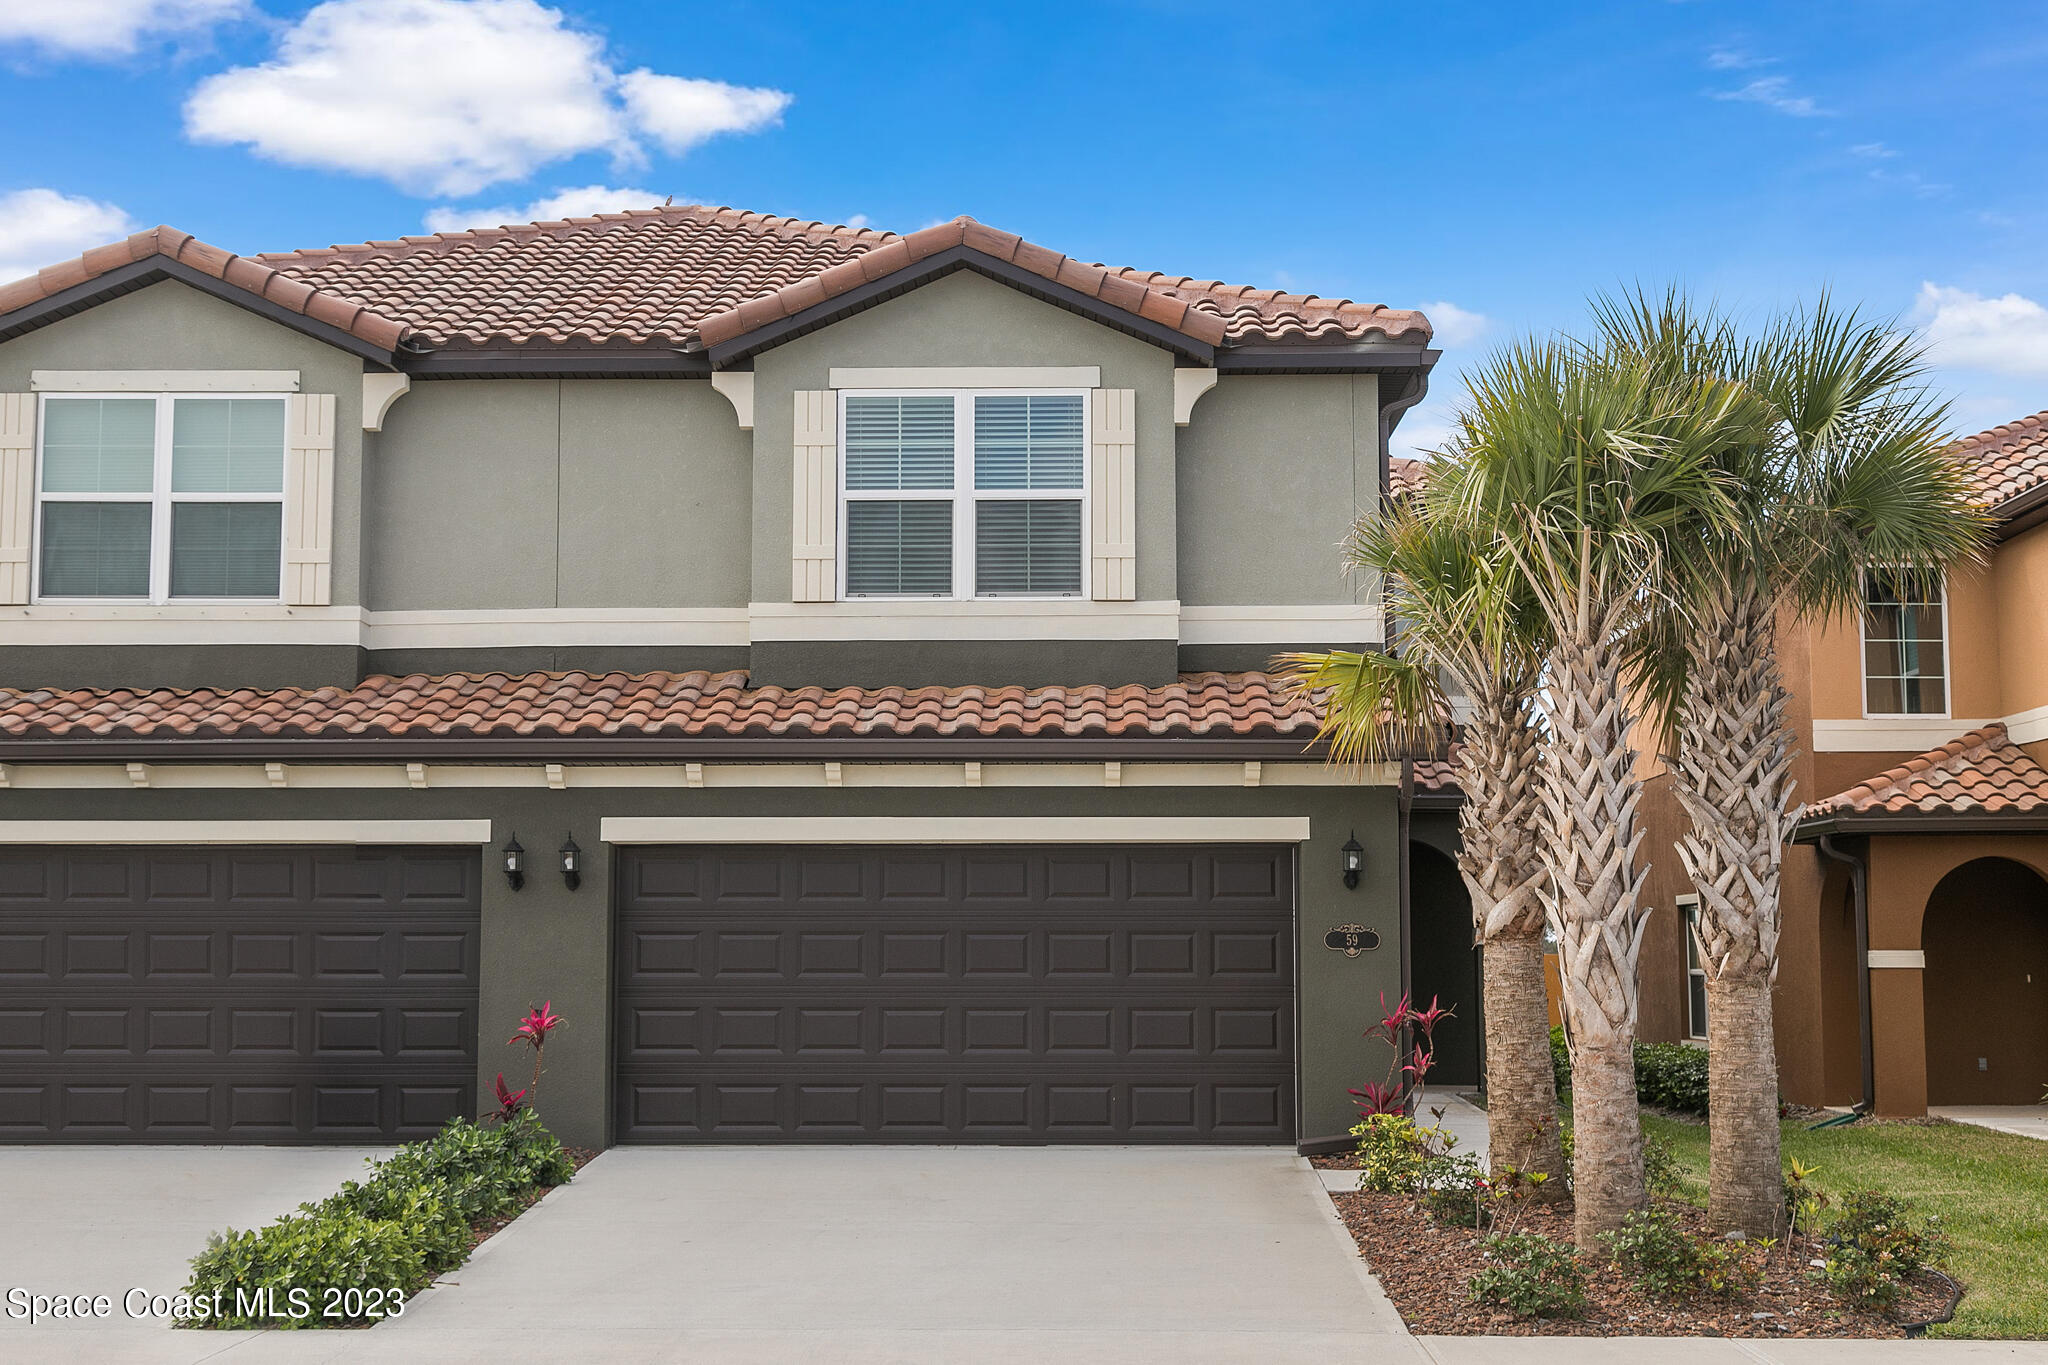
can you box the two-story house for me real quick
[1637,411,2048,1116]
[0,207,1447,1152]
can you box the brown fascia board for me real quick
[0,734,1339,764]
[1214,344,1441,375]
[0,257,401,368]
[1994,483,2048,541]
[403,348,711,379]
[704,245,1218,368]
[1792,810,2048,840]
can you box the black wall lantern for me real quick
[560,835,583,891]
[502,834,526,891]
[1341,832,1365,890]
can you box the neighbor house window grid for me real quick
[1860,568,1948,717]
[838,389,1088,600]
[1680,896,1707,1040]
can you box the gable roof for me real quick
[0,669,1326,760]
[253,205,1433,361]
[1955,409,2048,529]
[0,225,411,360]
[1797,722,2048,834]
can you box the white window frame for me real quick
[1858,567,1951,720]
[835,388,1091,602]
[1678,894,1708,1041]
[31,392,290,606]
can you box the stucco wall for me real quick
[1807,559,2003,723]
[1993,521,2048,719]
[749,269,1179,605]
[1175,373,1380,610]
[369,378,750,611]
[0,281,370,603]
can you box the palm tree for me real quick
[1280,489,1566,1192]
[1603,294,1989,1237]
[1441,335,1764,1244]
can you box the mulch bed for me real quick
[468,1146,600,1252]
[1329,1188,1958,1338]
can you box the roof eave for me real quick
[1214,344,1440,375]
[1792,809,2048,841]
[704,245,1218,367]
[1994,482,2048,541]
[0,257,401,368]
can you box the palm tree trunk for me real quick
[1480,932,1566,1189]
[1540,618,1652,1244]
[1670,581,1793,1237]
[1455,686,1565,1193]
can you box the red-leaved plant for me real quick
[491,1072,528,1122]
[506,1000,563,1109]
[1348,991,1454,1118]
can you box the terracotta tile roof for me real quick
[0,225,410,353]
[1955,409,2048,514]
[1804,723,2048,819]
[252,205,1432,352]
[0,670,1323,744]
[1388,455,1427,498]
[1412,756,1460,794]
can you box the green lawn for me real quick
[1641,1113,2048,1339]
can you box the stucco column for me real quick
[1869,960,1928,1117]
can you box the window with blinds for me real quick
[35,394,286,602]
[840,390,1086,599]
[1861,568,1947,716]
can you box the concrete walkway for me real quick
[1931,1105,2048,1141]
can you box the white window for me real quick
[838,390,1087,600]
[1680,895,1707,1040]
[34,394,288,602]
[1860,568,1947,717]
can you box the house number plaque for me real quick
[1324,924,1380,957]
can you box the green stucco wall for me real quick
[0,778,1402,1149]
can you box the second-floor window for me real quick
[1680,896,1707,1040]
[840,390,1087,600]
[35,394,287,603]
[1861,568,1947,717]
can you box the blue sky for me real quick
[3,0,2045,454]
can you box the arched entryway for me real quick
[1923,856,2048,1105]
[1409,842,1482,1088]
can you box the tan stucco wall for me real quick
[1992,521,2048,717]
[1806,558,2003,723]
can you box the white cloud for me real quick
[183,0,792,198]
[1849,141,1898,159]
[0,0,244,57]
[1710,75,1828,117]
[1705,47,1774,71]
[0,188,138,285]
[617,71,790,155]
[424,184,665,234]
[1417,300,1492,349]
[842,214,872,230]
[1391,400,1460,461]
[1914,283,2048,380]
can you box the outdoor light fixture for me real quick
[560,835,583,891]
[1341,832,1365,890]
[502,834,526,891]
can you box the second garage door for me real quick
[615,844,1296,1143]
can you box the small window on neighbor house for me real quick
[840,390,1086,600]
[1861,568,1947,716]
[35,395,287,602]
[1681,898,1707,1040]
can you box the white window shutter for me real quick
[1089,388,1136,601]
[0,394,34,605]
[282,393,336,606]
[792,390,838,602]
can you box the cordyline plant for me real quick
[507,1001,563,1107]
[491,1072,529,1123]
[1350,992,1454,1118]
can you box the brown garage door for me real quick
[615,844,1296,1142]
[0,846,480,1142]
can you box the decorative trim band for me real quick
[1178,604,1383,645]
[1811,719,1996,753]
[826,366,1100,389]
[0,819,493,844]
[747,599,1180,643]
[601,816,1314,844]
[31,370,301,393]
[2005,701,2048,746]
[1867,950,1927,969]
[366,607,749,649]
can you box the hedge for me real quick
[1551,1026,1711,1116]
[179,1109,574,1329]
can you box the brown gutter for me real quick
[1793,810,2048,838]
[1994,483,2048,541]
[1813,834,1876,1114]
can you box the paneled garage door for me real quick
[0,846,480,1142]
[615,845,1296,1143]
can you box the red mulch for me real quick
[468,1146,600,1251]
[1329,1188,1958,1338]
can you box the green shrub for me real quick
[1817,1191,1951,1312]
[1468,1232,1586,1318]
[1352,1113,1462,1194]
[1548,1028,1711,1115]
[183,1209,428,1329]
[1642,1132,1690,1199]
[1550,1026,1572,1098]
[182,1110,575,1328]
[1420,1151,1490,1227]
[1600,1207,1757,1301]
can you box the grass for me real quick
[1641,1113,2048,1339]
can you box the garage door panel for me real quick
[616,845,1295,1143]
[0,847,479,1143]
